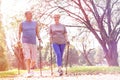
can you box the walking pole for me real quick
[17,42,21,75]
[50,42,53,76]
[17,48,20,74]
[39,42,42,76]
[65,43,70,75]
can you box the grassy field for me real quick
[0,69,25,78]
[0,66,120,78]
[68,66,120,75]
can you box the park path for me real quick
[0,70,120,80]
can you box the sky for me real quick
[1,0,33,25]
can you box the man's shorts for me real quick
[22,43,37,62]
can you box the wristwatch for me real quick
[38,38,41,40]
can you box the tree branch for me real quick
[87,48,95,55]
[58,6,86,23]
[115,19,120,29]
[116,28,120,42]
[110,18,120,40]
[117,36,120,42]
[83,0,97,20]
[111,0,119,8]
[89,0,100,22]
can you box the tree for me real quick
[34,0,120,66]
[0,0,8,71]
[74,29,96,66]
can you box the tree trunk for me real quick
[104,41,119,66]
[82,51,93,66]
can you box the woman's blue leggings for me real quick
[52,43,65,67]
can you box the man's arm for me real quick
[18,23,22,41]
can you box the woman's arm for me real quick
[36,23,41,41]
[64,27,70,44]
[65,33,69,43]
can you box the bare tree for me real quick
[30,0,120,66]
[61,0,120,66]
[75,30,95,66]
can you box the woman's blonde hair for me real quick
[54,14,61,18]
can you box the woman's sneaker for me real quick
[30,70,34,76]
[58,69,63,76]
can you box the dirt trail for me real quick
[0,70,120,80]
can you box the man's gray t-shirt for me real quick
[49,23,67,44]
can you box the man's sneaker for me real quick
[58,69,63,76]
[25,72,32,77]
[30,70,34,76]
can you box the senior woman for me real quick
[49,14,69,76]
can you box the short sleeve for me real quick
[48,25,51,34]
[49,25,53,38]
[64,26,67,33]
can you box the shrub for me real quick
[0,46,8,71]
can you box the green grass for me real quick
[0,66,120,78]
[0,69,25,78]
[0,67,51,78]
[68,66,120,75]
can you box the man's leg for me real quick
[22,43,32,76]
[30,44,37,71]
[25,59,31,73]
[30,61,36,69]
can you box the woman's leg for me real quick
[53,43,66,76]
[59,44,66,62]
[52,43,62,66]
[58,44,65,71]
